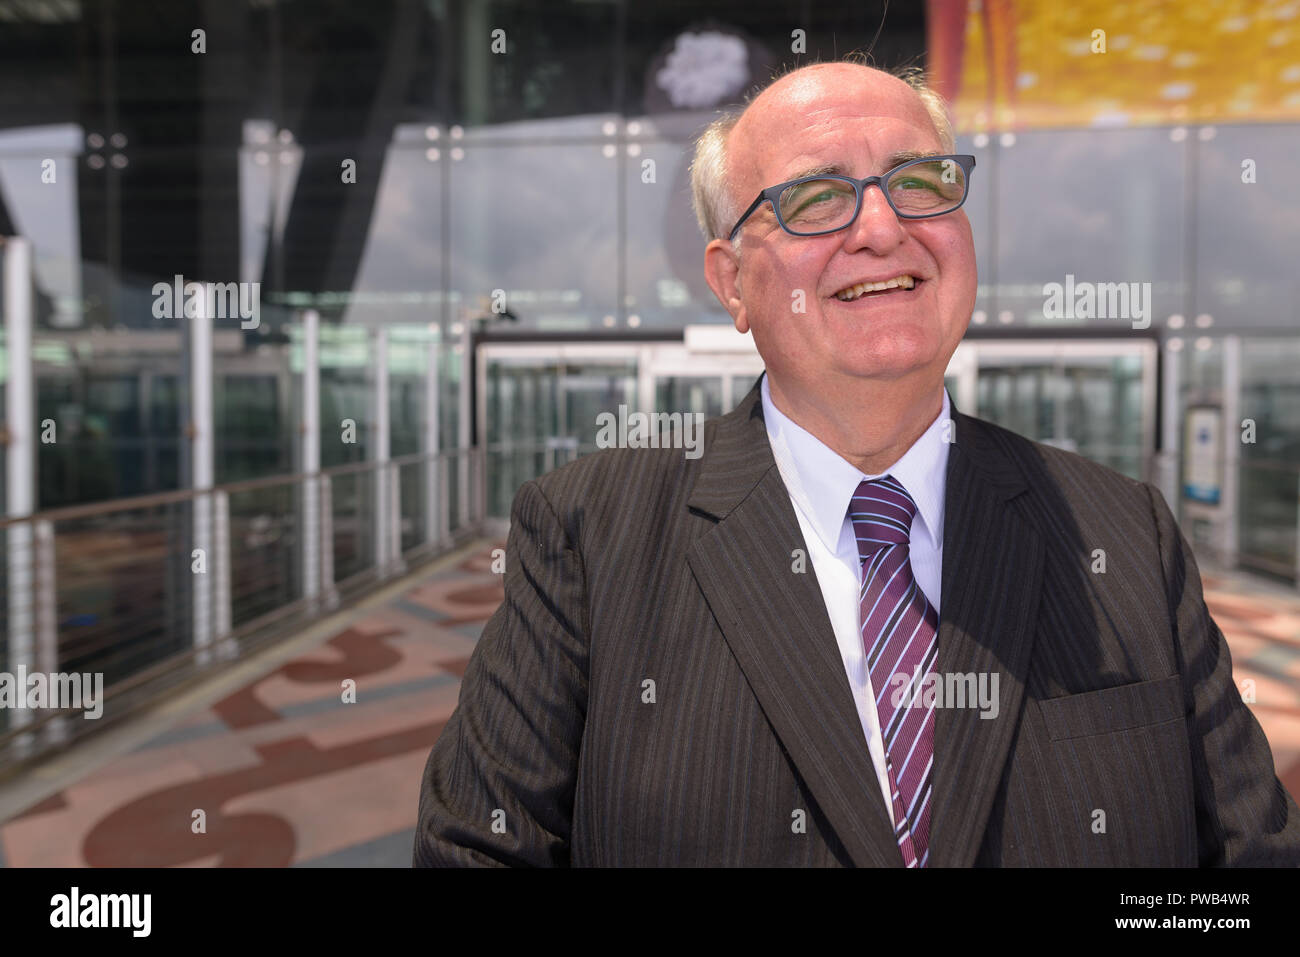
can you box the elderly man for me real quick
[415,61,1300,866]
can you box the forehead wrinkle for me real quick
[782,149,941,185]
[758,111,942,183]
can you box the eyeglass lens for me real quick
[776,158,968,234]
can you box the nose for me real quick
[841,180,907,254]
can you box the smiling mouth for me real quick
[833,275,919,301]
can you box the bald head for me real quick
[690,62,955,244]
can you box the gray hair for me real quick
[688,62,957,248]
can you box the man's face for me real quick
[706,65,977,397]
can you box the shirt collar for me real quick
[760,373,950,555]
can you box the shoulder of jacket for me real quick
[528,442,697,511]
[960,412,1149,498]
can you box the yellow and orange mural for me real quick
[927,0,1300,130]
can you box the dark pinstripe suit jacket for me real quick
[414,376,1300,866]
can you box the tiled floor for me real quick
[1199,563,1300,802]
[1,544,1297,867]
[0,543,502,868]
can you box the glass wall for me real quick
[0,0,1297,582]
[975,351,1147,477]
[1240,338,1300,579]
[483,351,636,517]
[0,0,931,509]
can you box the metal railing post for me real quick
[301,309,320,610]
[319,474,338,610]
[438,455,451,541]
[1223,335,1241,569]
[34,519,66,746]
[4,237,36,756]
[372,325,390,577]
[457,323,471,529]
[193,492,212,668]
[424,334,441,548]
[190,283,215,668]
[388,463,404,574]
[213,489,235,660]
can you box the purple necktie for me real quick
[849,475,937,868]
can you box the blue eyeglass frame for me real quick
[726,153,977,241]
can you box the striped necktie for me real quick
[849,475,938,868]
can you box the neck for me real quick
[768,373,945,475]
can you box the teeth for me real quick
[834,275,917,301]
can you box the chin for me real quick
[833,346,936,379]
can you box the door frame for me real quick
[476,328,766,445]
[476,331,1162,492]
[638,327,765,414]
[947,336,1160,479]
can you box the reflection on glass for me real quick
[976,355,1144,479]
[993,129,1185,328]
[1239,338,1300,580]
[35,337,183,507]
[450,143,619,331]
[1195,127,1300,331]
[484,358,635,517]
[655,376,723,419]
[564,364,637,455]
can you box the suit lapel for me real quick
[687,380,901,867]
[928,402,1043,866]
[685,378,1044,867]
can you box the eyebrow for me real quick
[786,149,939,183]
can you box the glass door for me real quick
[478,336,767,520]
[953,339,1157,481]
[640,335,765,419]
[654,376,726,419]
[479,344,639,518]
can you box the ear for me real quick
[703,238,748,334]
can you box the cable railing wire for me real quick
[0,447,489,768]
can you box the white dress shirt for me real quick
[760,374,950,828]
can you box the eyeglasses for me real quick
[727,154,977,241]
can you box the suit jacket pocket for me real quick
[1038,674,1184,742]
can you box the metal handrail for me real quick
[0,447,482,529]
[0,447,489,768]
